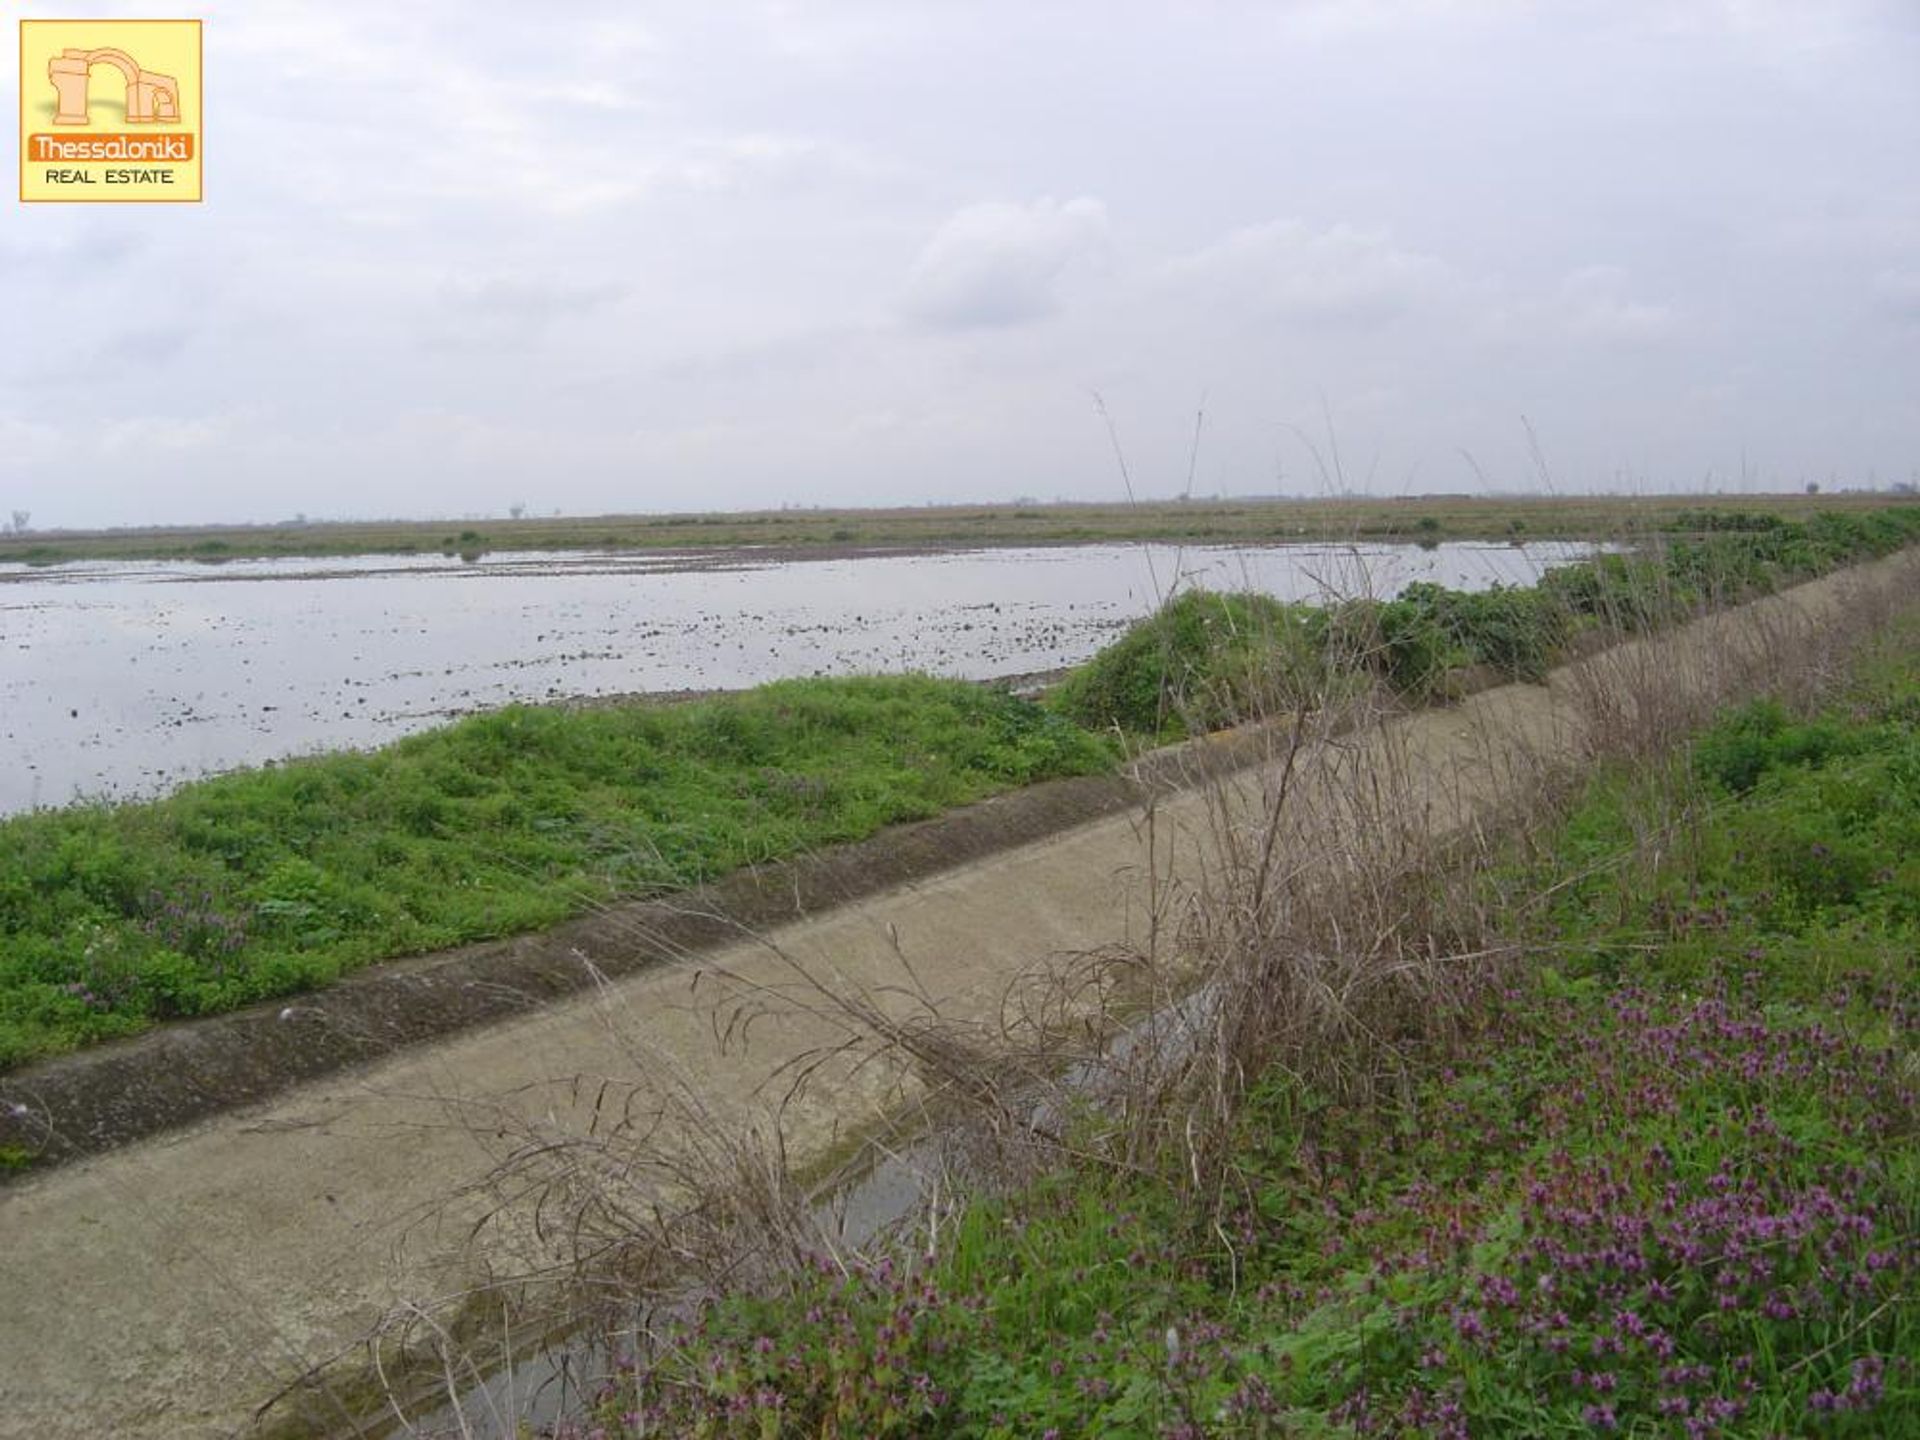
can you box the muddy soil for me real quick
[0,540,1592,812]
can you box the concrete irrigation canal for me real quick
[0,551,1914,1440]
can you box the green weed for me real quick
[601,655,1920,1437]
[0,677,1112,1067]
[1052,508,1920,736]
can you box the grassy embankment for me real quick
[1050,507,1920,735]
[0,682,1109,1068]
[0,492,1907,567]
[575,624,1919,1437]
[0,505,1915,1070]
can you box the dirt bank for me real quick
[0,551,1913,1440]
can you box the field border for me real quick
[0,730,1281,1173]
[3,543,1912,1175]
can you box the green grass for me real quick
[1051,507,1920,734]
[602,645,1920,1436]
[5,505,1915,1065]
[0,677,1112,1068]
[1536,654,1920,1004]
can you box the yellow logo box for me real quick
[19,18,203,203]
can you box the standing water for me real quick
[0,540,1596,814]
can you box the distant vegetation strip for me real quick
[0,505,1915,1071]
[586,621,1920,1437]
[0,492,1912,567]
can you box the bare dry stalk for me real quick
[340,550,1920,1439]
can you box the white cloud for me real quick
[95,416,232,457]
[1166,221,1457,325]
[0,418,63,471]
[4,0,1919,526]
[1555,266,1682,343]
[424,276,628,350]
[901,197,1111,329]
[1872,267,1920,321]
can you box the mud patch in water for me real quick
[0,541,1596,813]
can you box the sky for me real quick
[3,0,1919,529]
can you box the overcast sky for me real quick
[4,0,1918,529]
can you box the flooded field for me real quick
[0,540,1597,814]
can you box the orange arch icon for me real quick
[48,47,181,126]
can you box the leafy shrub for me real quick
[1393,582,1566,682]
[1048,590,1312,736]
[1538,551,1682,629]
[1692,698,1867,794]
[1317,596,1455,698]
[1051,507,1920,734]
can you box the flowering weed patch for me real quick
[583,651,1917,1437]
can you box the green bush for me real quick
[1047,590,1314,736]
[1313,595,1454,698]
[1692,698,1868,794]
[1391,582,1566,683]
[1049,506,1920,736]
